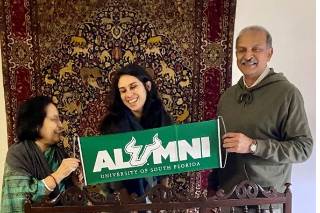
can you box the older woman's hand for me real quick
[52,158,80,183]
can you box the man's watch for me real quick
[249,140,257,153]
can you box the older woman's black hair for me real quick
[16,96,53,142]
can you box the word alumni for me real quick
[93,133,210,172]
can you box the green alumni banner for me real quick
[79,119,224,186]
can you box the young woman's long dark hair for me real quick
[100,63,172,134]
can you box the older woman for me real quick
[100,64,172,197]
[1,96,80,213]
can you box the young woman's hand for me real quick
[71,167,84,188]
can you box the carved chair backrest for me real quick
[24,180,292,213]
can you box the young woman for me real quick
[100,63,172,196]
[1,96,80,213]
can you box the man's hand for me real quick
[222,132,255,153]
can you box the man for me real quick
[216,26,313,212]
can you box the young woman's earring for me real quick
[145,81,152,91]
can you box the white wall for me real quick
[0,43,8,205]
[233,1,316,213]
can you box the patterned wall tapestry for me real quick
[0,0,236,197]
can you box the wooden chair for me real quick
[24,180,292,213]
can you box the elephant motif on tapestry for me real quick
[41,6,193,156]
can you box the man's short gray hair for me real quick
[236,25,273,48]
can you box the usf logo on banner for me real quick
[79,119,225,186]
